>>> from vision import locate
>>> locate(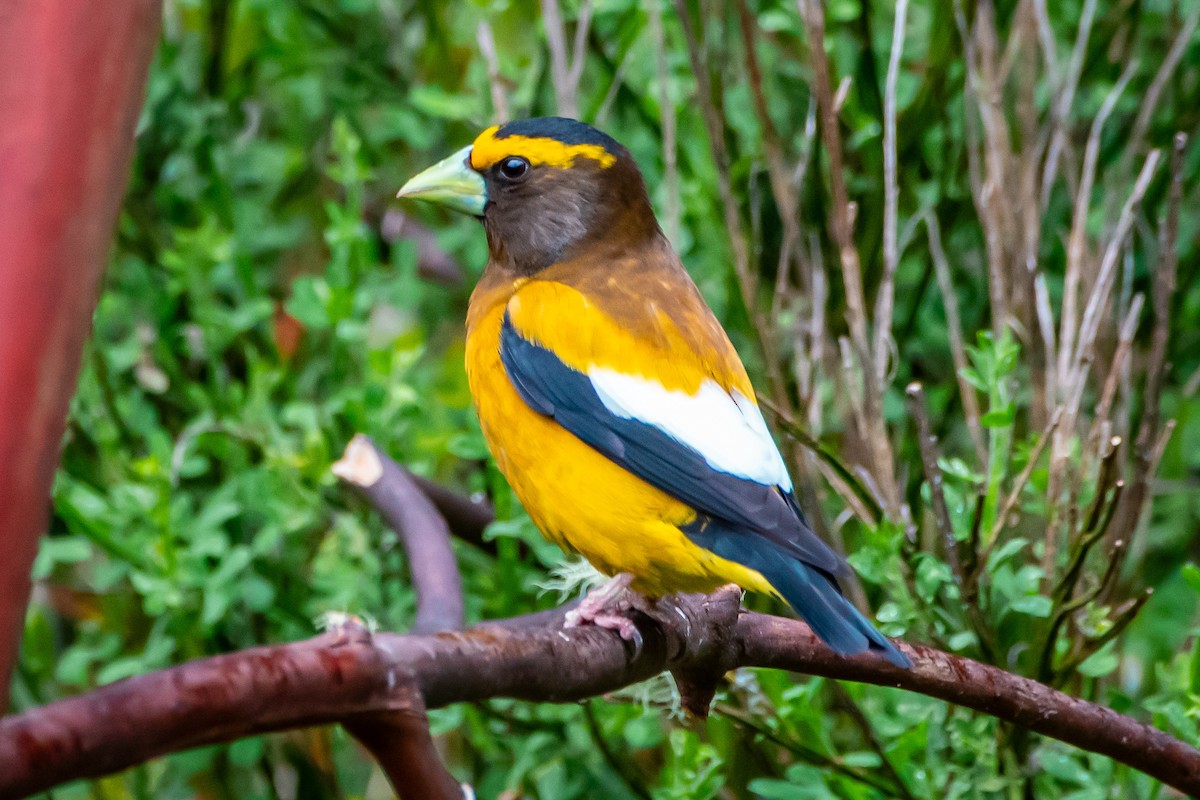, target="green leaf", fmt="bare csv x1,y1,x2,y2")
229,736,265,767
32,537,94,579
1078,646,1120,678
980,402,1016,428
987,538,1029,569
285,276,331,329
959,366,987,393
1182,562,1200,594
948,631,978,651
1010,595,1053,618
